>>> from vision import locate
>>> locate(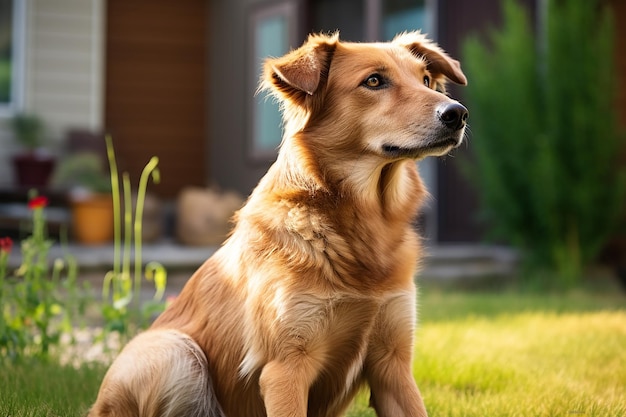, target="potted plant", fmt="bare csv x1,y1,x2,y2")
10,113,56,188
53,152,113,244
